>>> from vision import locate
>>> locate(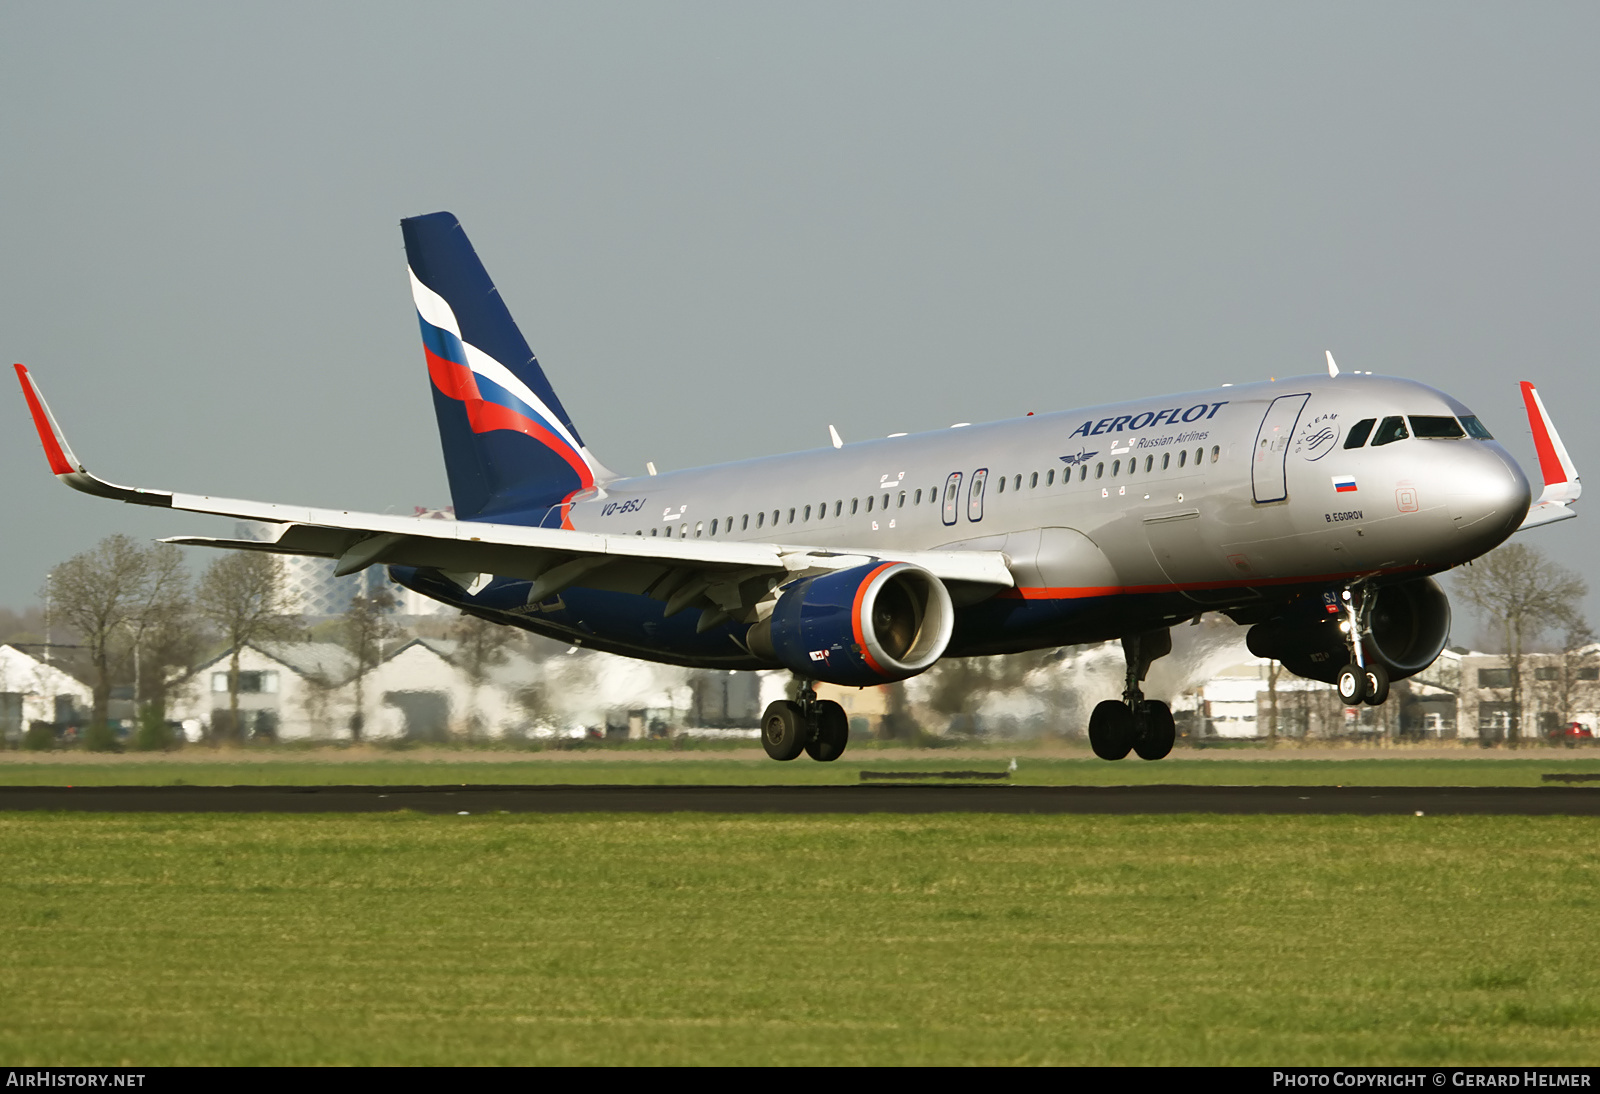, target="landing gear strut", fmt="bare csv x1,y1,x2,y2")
1089,629,1176,761
761,681,850,762
1335,585,1391,707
